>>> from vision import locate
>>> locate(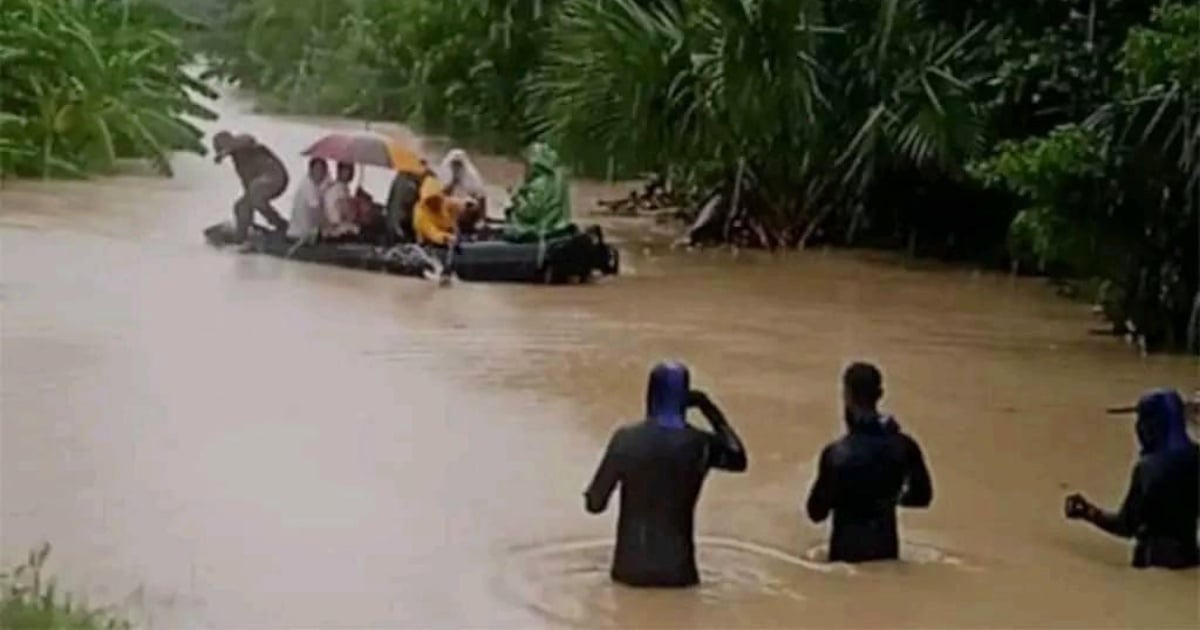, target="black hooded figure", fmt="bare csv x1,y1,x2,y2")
584,361,748,587
806,362,934,563
1065,389,1199,569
